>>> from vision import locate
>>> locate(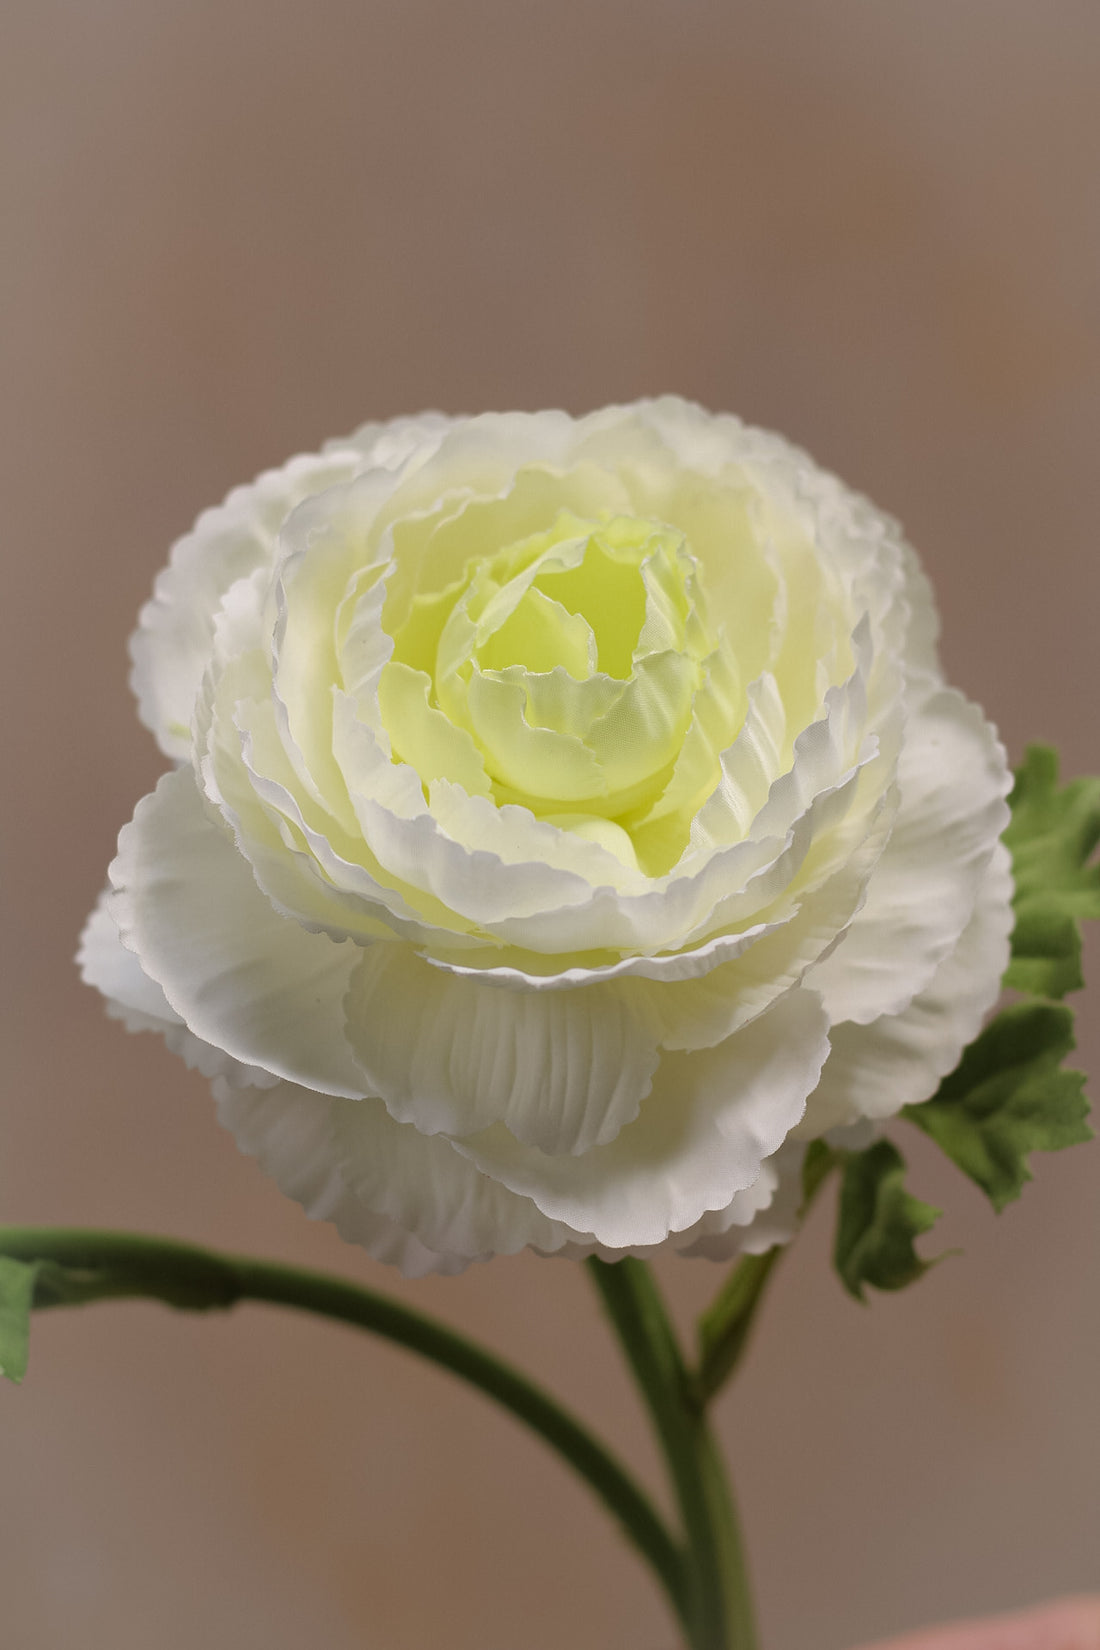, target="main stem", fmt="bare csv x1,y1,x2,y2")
587,1257,757,1650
